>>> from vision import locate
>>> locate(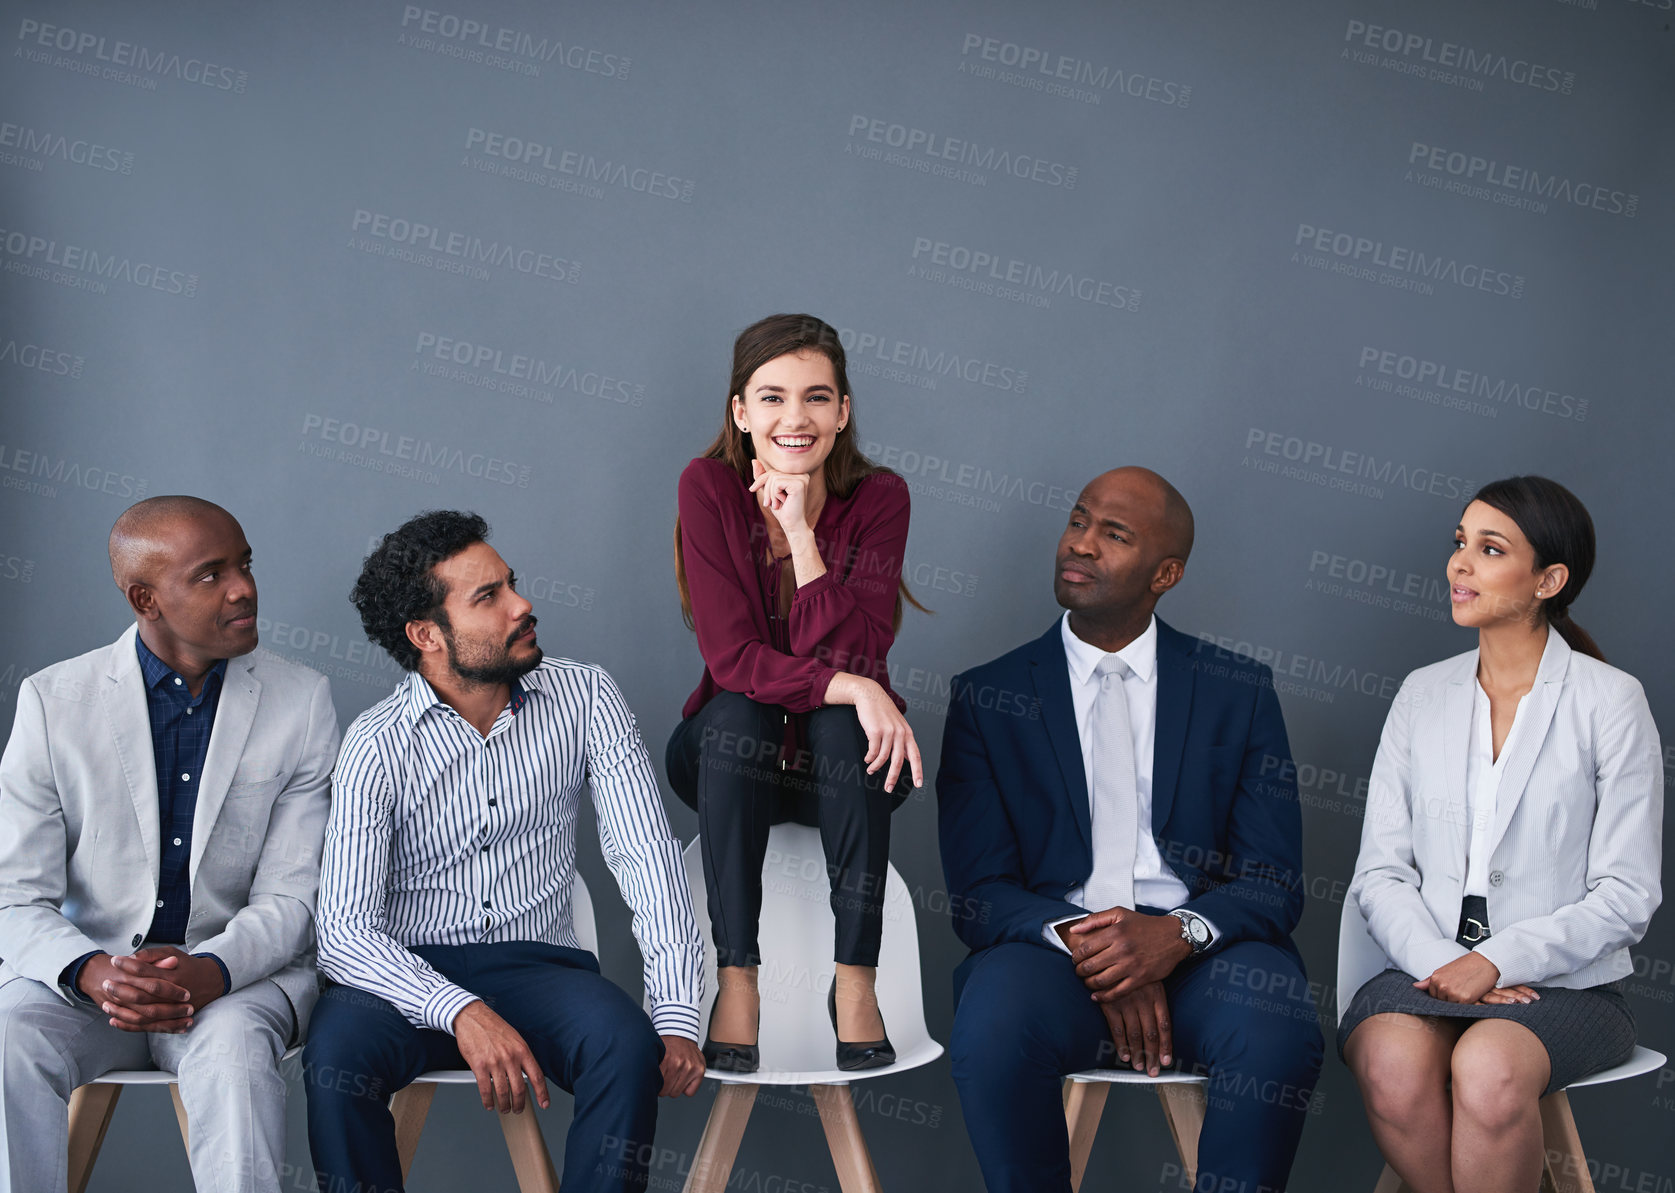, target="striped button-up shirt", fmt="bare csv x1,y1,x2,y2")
317,656,704,1040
